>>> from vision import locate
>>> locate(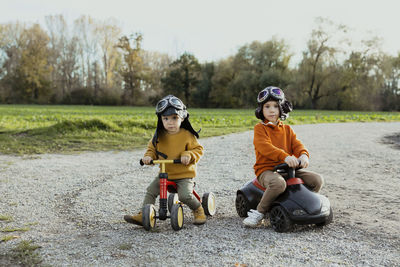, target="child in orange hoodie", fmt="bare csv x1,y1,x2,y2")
243,86,324,227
